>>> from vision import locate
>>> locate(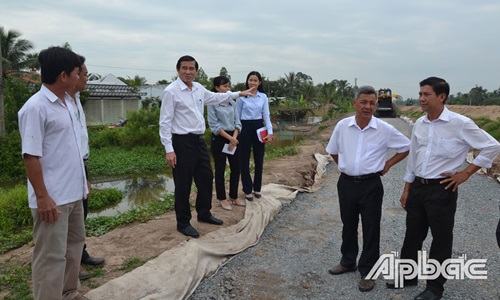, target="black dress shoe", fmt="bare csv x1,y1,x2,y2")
197,215,224,225
79,271,91,280
386,279,418,289
414,289,442,300
82,256,105,266
177,225,200,238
